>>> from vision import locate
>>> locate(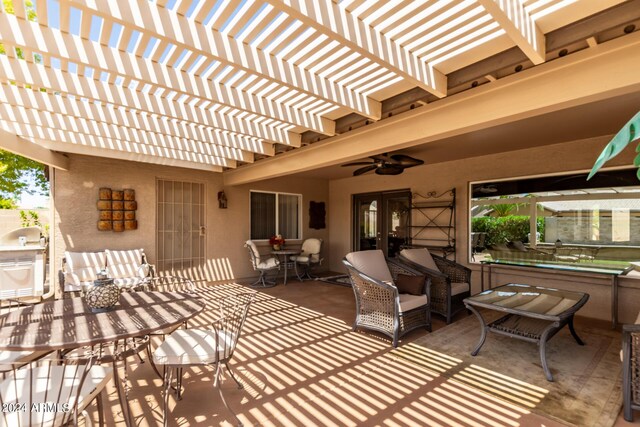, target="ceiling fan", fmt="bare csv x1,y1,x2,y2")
341,153,424,176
